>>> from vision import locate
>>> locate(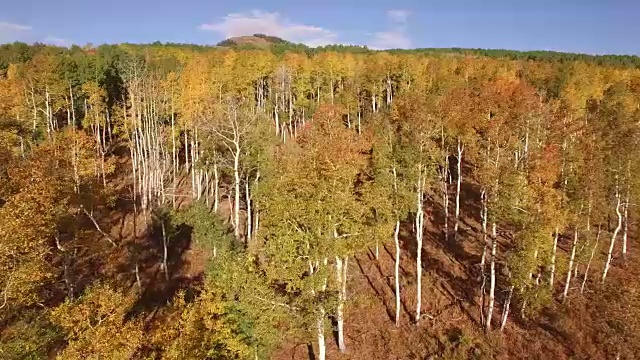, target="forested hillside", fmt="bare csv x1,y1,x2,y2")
1,41,640,360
